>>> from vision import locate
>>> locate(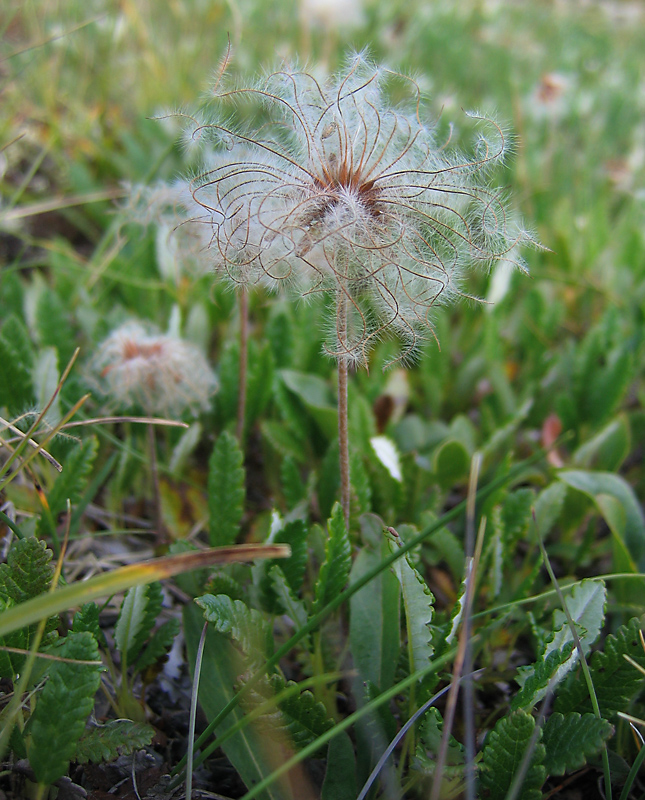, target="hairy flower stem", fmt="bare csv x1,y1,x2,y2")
337,293,351,528
236,290,249,443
